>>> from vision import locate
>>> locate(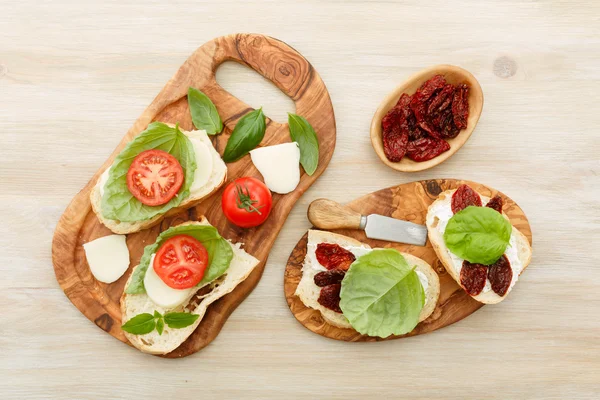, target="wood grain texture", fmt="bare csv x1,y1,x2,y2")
285,179,532,341
51,33,336,357
2,1,600,398
307,198,364,230
370,65,484,172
